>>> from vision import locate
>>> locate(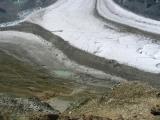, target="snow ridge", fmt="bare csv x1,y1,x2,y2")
97,0,160,34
